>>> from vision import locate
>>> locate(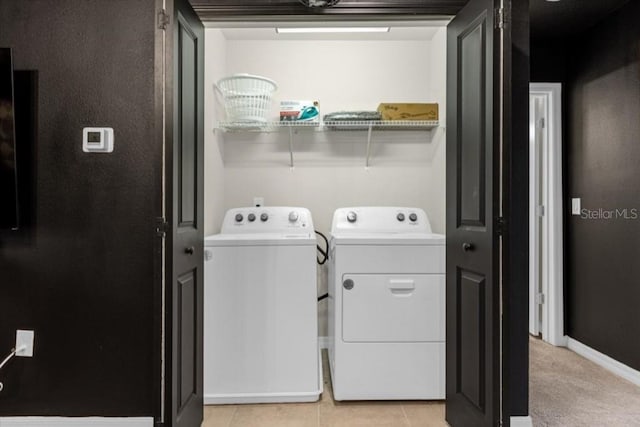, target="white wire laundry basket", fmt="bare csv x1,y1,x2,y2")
216,74,278,124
